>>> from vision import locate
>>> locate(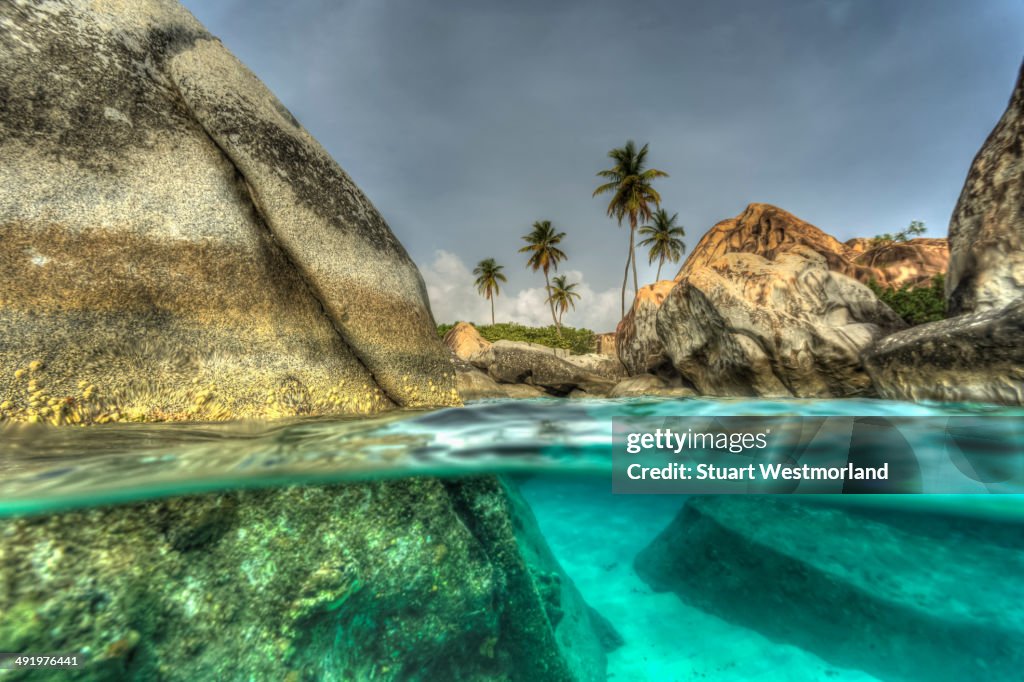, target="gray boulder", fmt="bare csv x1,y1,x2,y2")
471,341,615,396
0,0,456,424
607,374,697,398
657,249,905,397
864,60,1024,404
